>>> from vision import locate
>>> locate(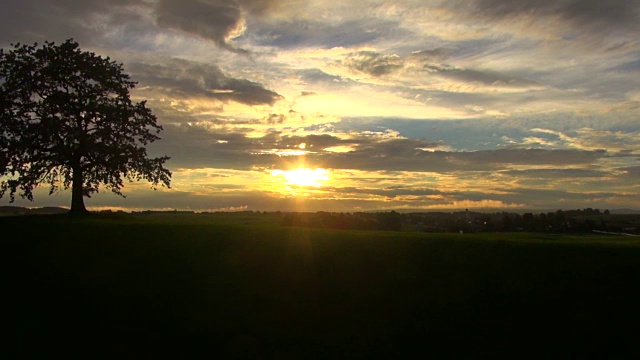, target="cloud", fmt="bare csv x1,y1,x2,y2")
343,51,404,77
47,0,145,15
297,69,349,84
276,134,361,150
618,166,640,178
423,64,542,89
531,128,640,154
155,118,609,174
153,0,292,52
249,18,408,49
155,0,247,52
329,147,606,173
502,169,609,179
2,0,639,212
152,0,300,52
334,49,544,95
449,0,640,36
459,148,606,166
500,0,637,29
504,188,627,204
0,0,289,53
0,0,152,45
409,48,450,62
127,57,281,106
